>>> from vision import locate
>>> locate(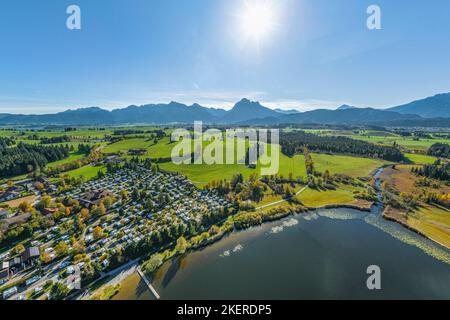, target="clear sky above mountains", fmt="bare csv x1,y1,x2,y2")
0,0,449,114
